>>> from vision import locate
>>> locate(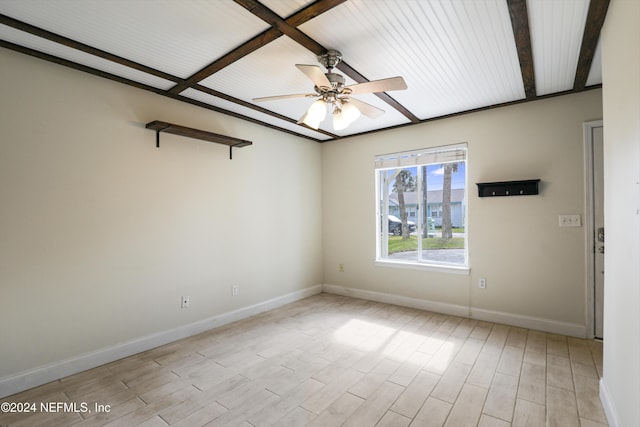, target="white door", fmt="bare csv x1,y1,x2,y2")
592,125,605,339
586,121,605,339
